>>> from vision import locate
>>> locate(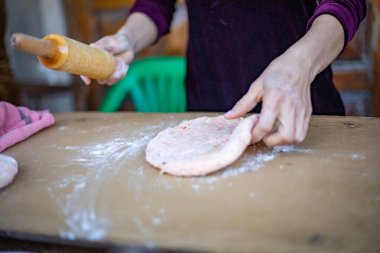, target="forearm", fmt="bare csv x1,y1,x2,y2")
286,14,345,79
116,12,158,53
